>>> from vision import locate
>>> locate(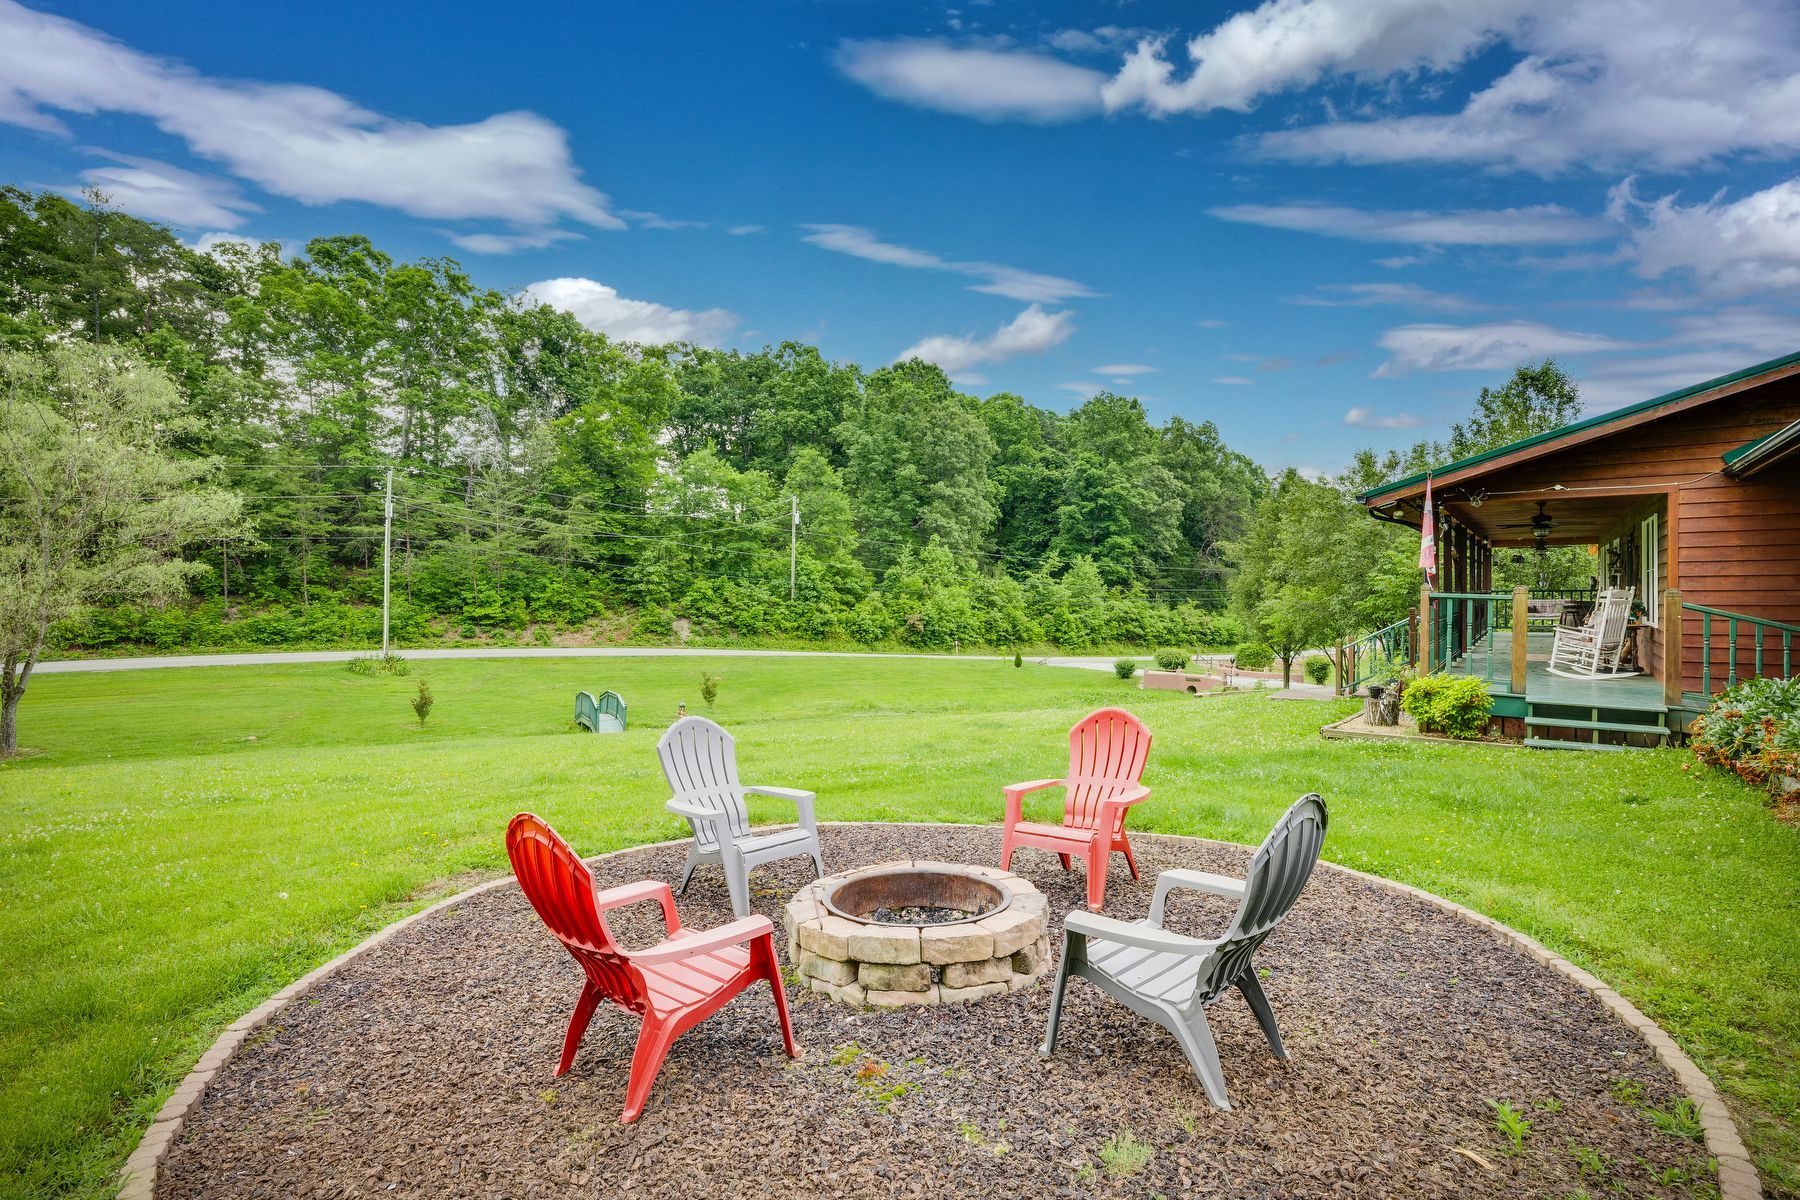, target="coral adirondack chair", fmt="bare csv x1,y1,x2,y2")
505,813,798,1124
658,716,825,918
1000,707,1152,910
1041,793,1328,1110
